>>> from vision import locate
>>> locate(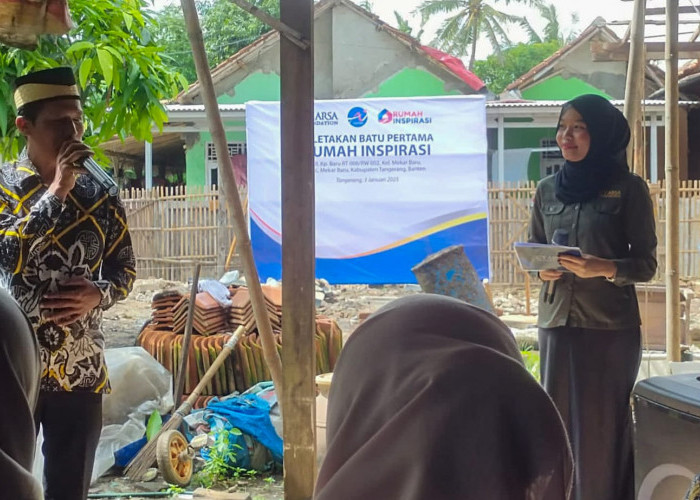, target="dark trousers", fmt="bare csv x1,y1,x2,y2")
34,391,103,500
539,326,641,500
